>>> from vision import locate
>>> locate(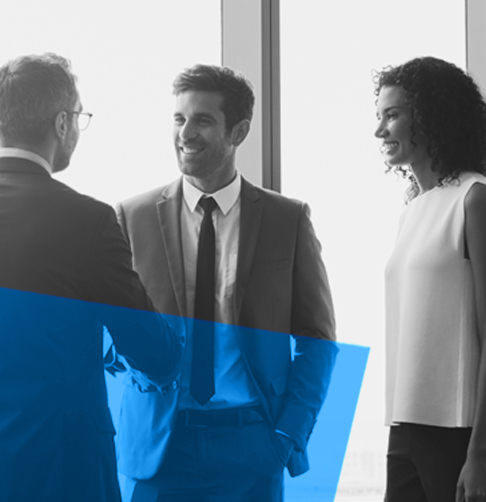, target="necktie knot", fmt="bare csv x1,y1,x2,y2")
198,196,217,215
